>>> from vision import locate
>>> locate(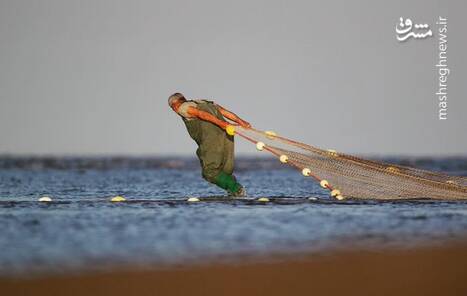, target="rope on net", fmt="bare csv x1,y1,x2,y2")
234,126,467,201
